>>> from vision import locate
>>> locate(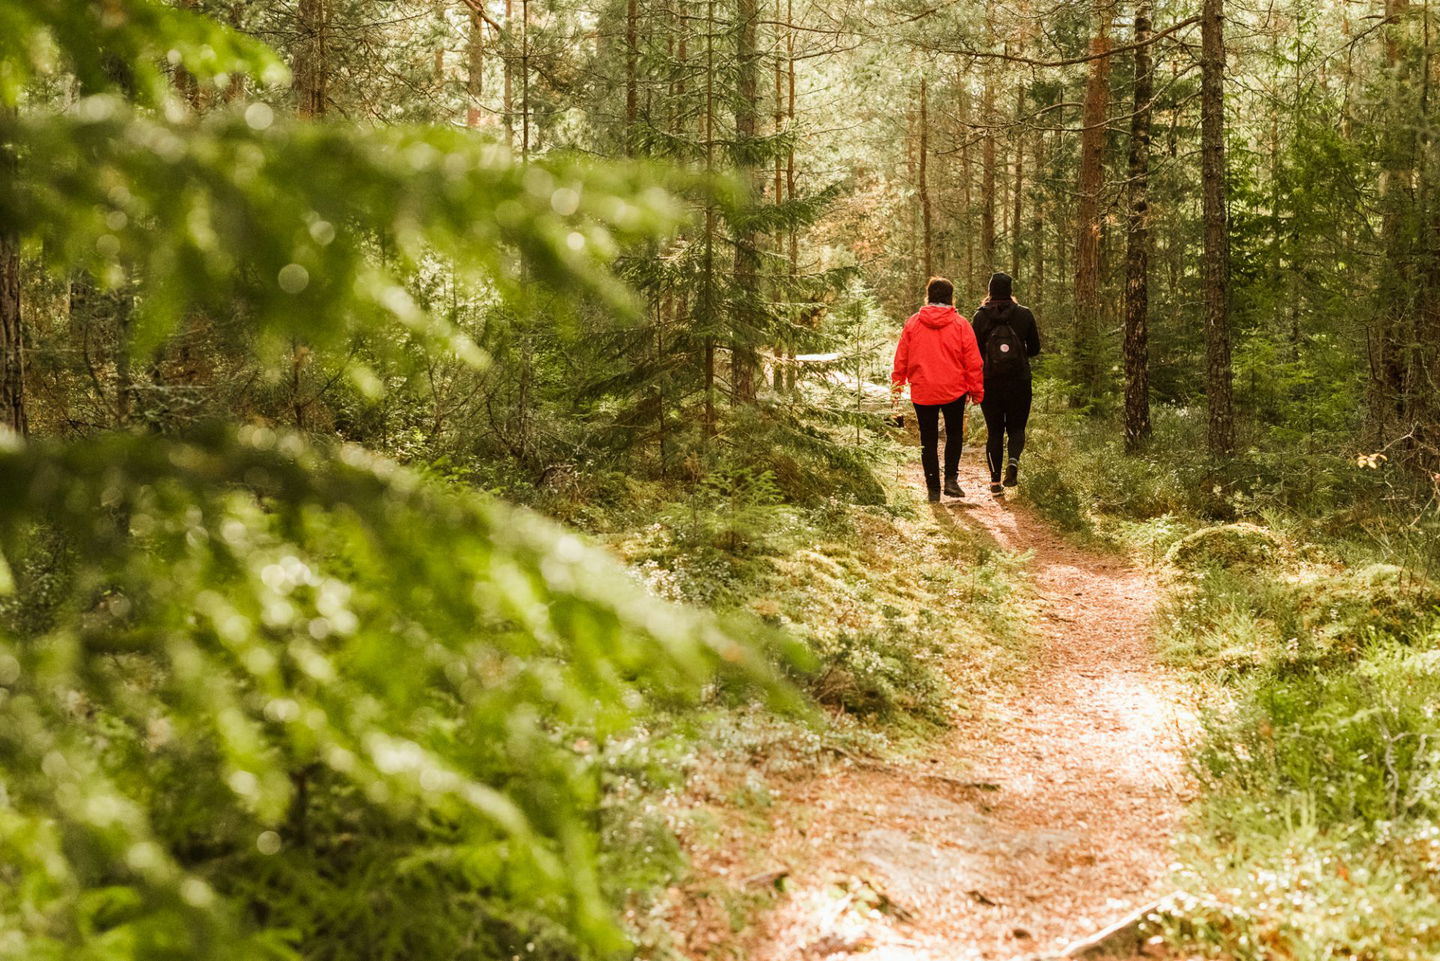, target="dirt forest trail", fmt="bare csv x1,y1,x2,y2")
741,443,1197,961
